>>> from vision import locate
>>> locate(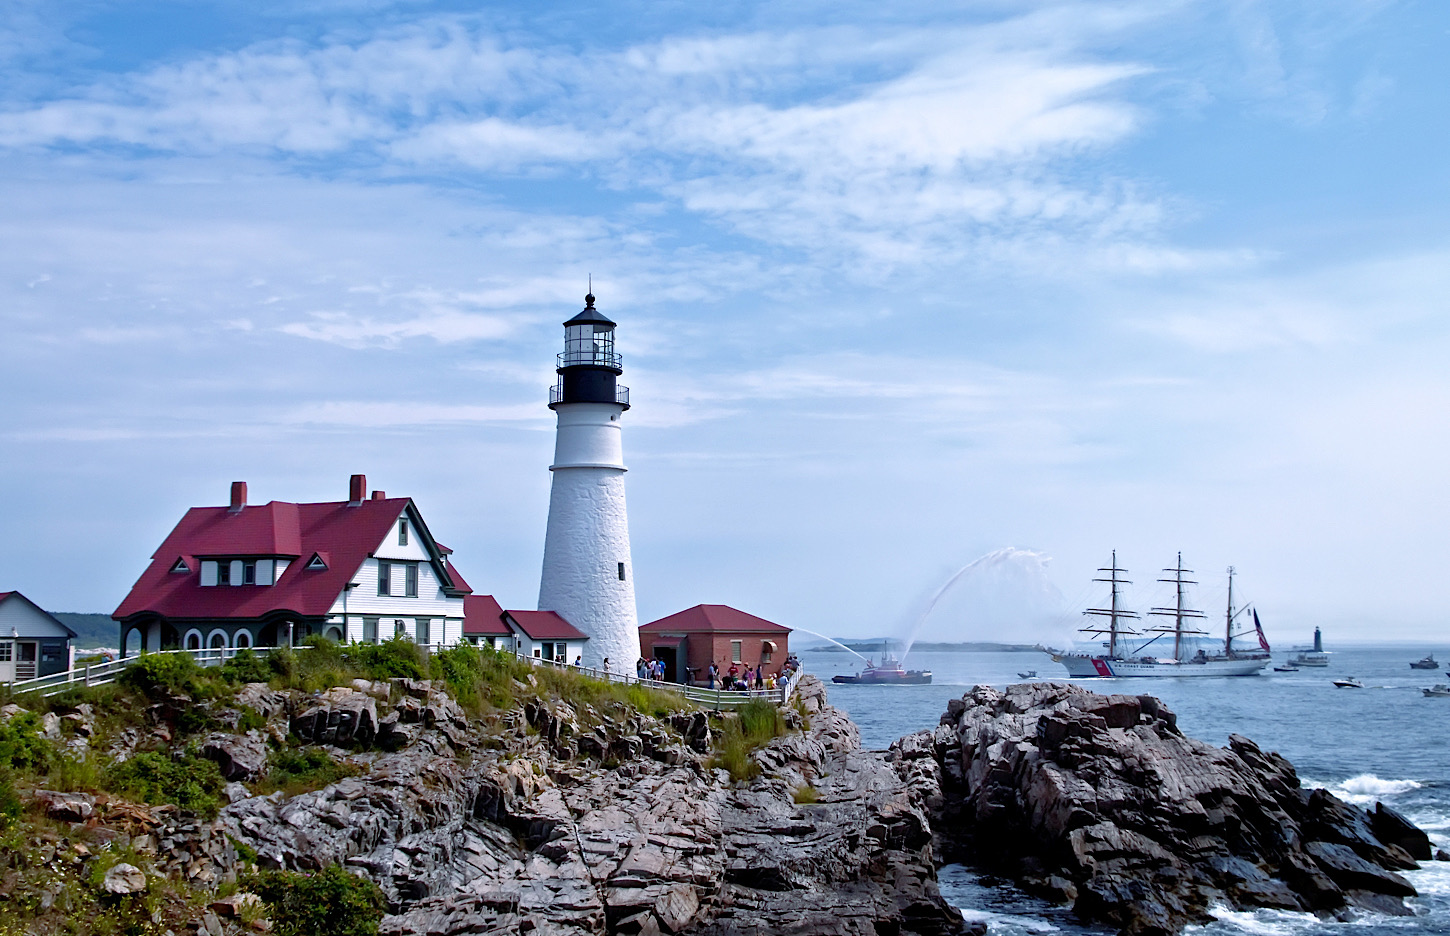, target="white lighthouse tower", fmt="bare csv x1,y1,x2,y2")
537,292,639,671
